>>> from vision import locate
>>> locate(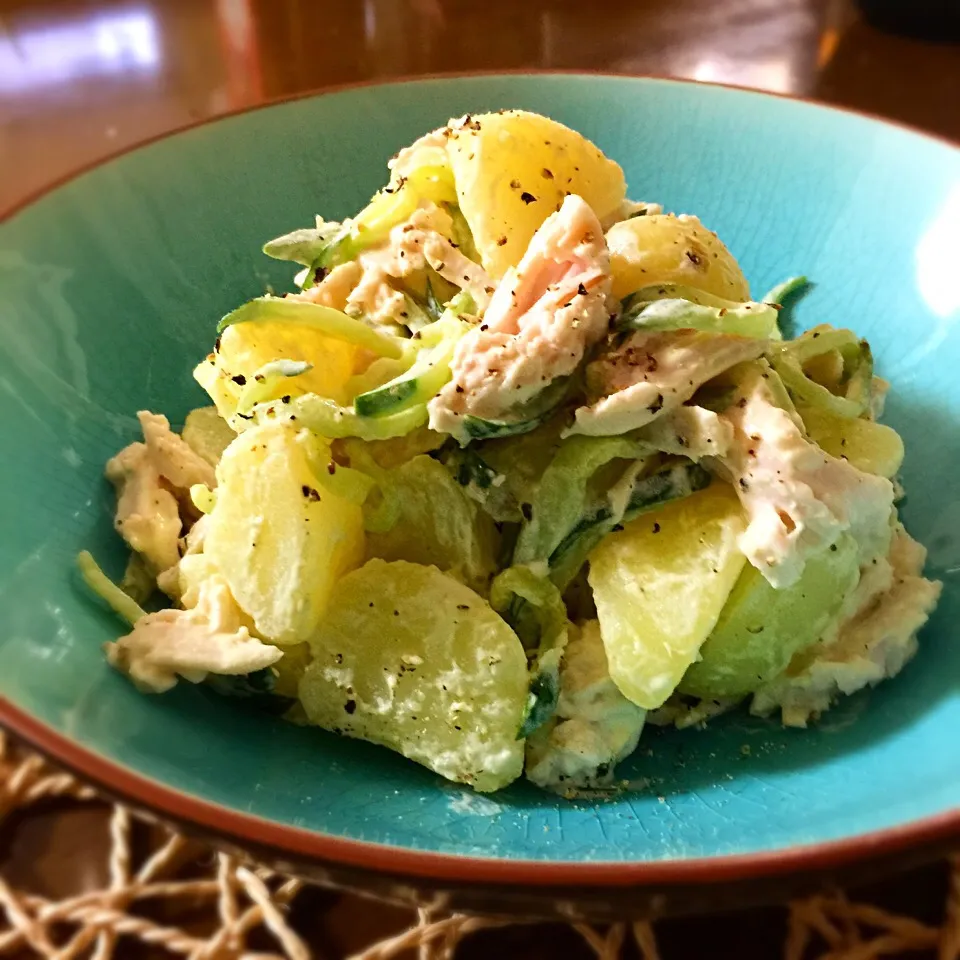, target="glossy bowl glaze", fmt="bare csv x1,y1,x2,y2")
2,74,959,919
